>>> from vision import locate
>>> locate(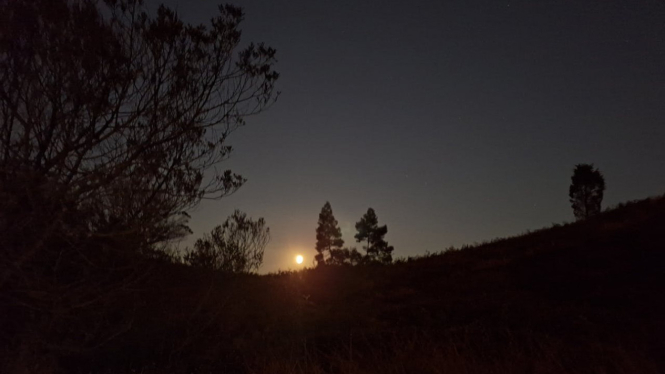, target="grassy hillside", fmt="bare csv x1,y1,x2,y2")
37,196,665,373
